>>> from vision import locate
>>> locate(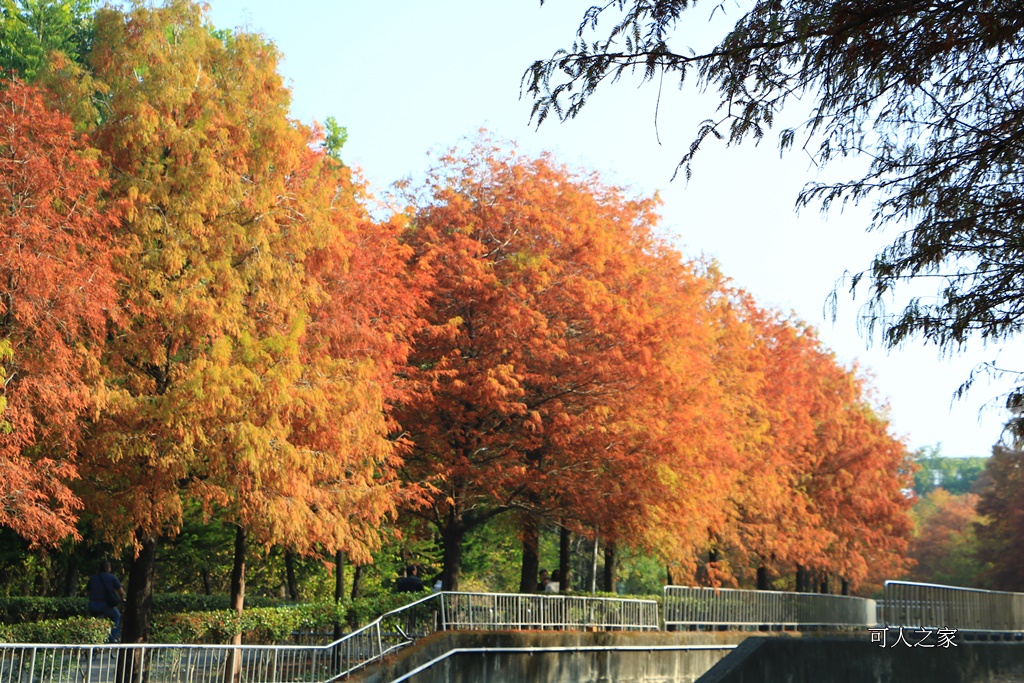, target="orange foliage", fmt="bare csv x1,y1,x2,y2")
708,304,913,589
397,139,745,586
907,488,984,587
0,81,118,544
75,2,405,566
394,137,914,591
